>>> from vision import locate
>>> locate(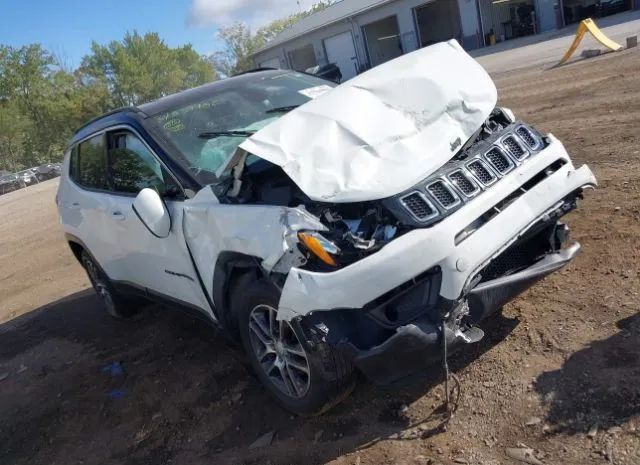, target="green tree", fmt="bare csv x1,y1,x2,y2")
211,22,257,77
0,44,78,168
0,32,215,171
212,0,334,77
0,101,28,172
79,31,216,106
0,43,115,169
